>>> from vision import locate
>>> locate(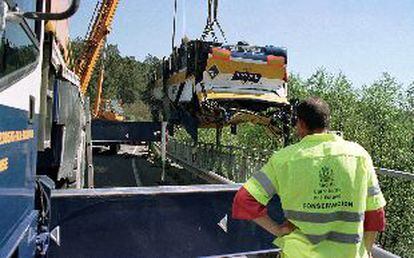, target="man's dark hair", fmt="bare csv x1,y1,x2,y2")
296,97,330,130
